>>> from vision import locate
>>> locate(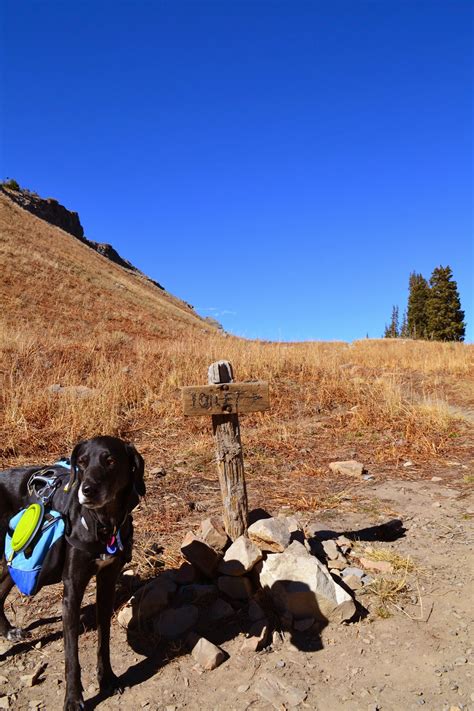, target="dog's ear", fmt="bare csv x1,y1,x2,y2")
70,440,87,478
127,444,146,497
